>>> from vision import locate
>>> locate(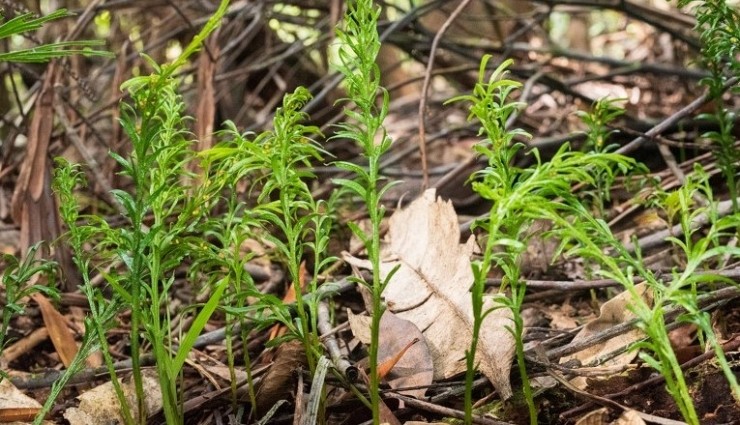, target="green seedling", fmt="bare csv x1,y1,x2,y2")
333,0,398,422
554,165,740,425
678,0,740,213
449,56,635,424
0,9,112,63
